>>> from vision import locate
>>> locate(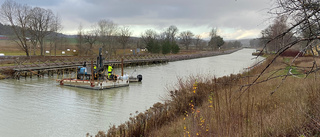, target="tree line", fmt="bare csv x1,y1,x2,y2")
77,22,235,57
0,0,245,57
0,22,13,35
251,0,320,55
